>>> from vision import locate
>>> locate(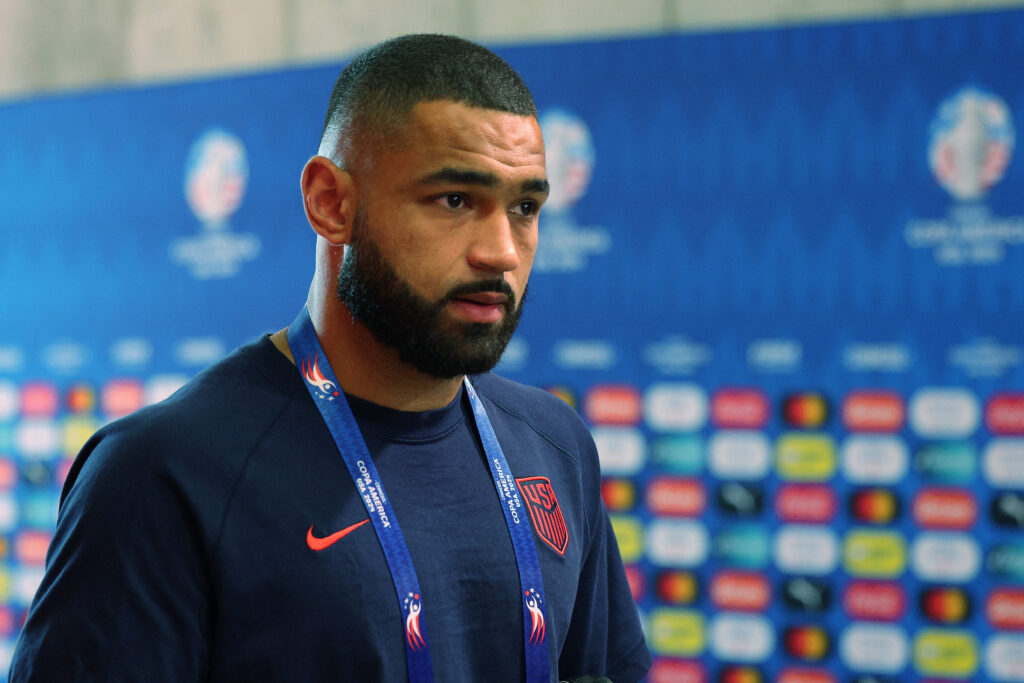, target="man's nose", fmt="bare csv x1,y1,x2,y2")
466,211,520,274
